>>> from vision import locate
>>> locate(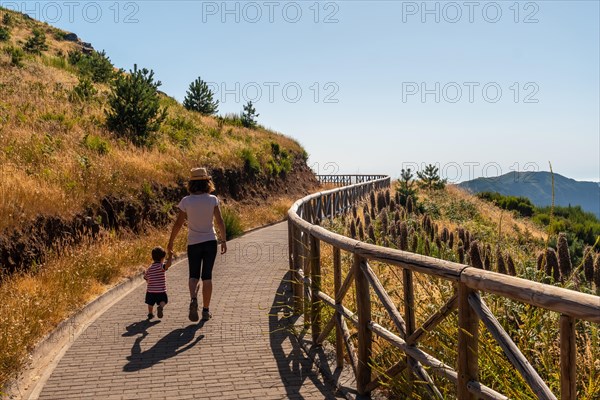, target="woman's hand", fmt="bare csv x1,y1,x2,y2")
220,242,227,254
